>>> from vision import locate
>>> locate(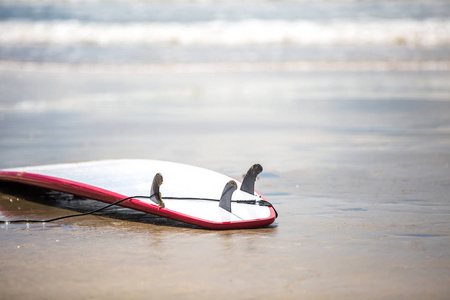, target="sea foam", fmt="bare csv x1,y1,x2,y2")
1,19,449,46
